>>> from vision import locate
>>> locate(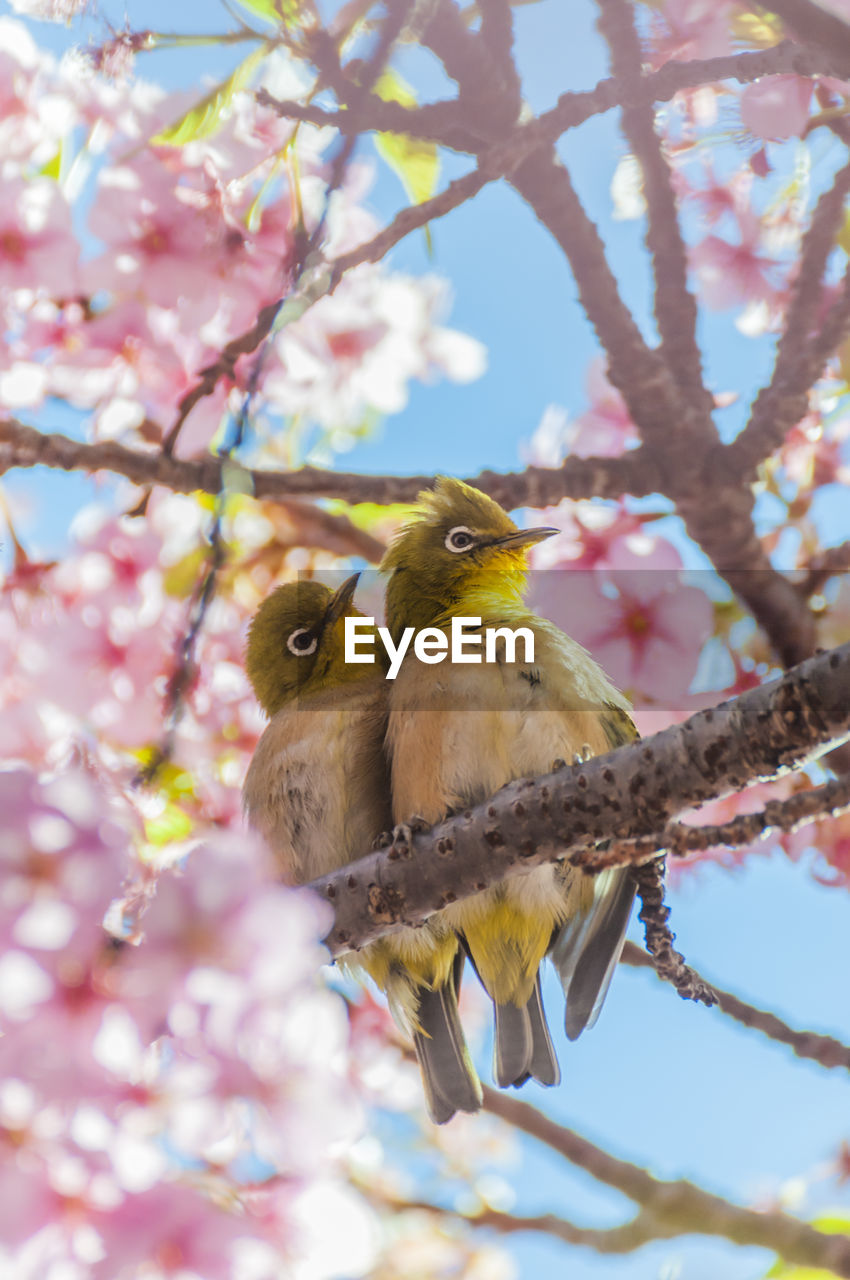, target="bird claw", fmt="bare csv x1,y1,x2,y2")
394,814,430,842
572,743,594,765
372,830,394,850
